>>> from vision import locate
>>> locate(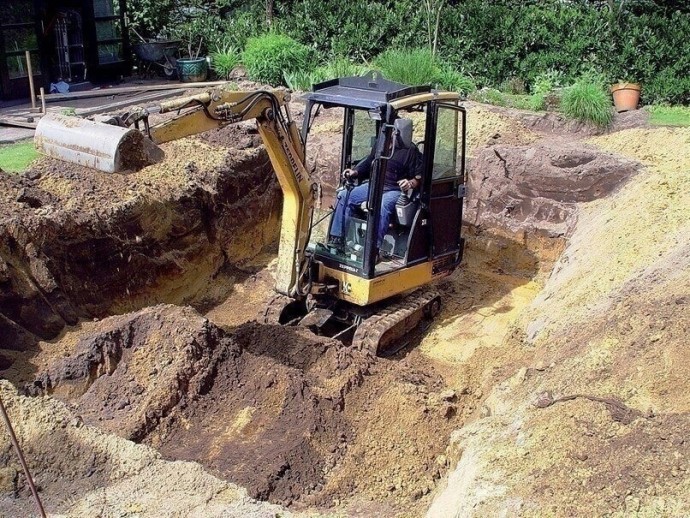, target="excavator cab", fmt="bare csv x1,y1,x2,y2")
302,73,467,310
